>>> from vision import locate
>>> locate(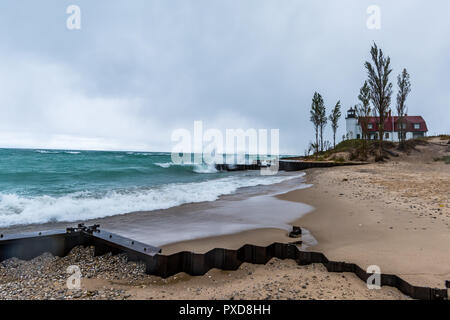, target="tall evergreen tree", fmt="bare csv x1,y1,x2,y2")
319,101,327,152
310,92,323,155
396,68,411,148
357,81,372,140
329,100,341,149
365,43,393,160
